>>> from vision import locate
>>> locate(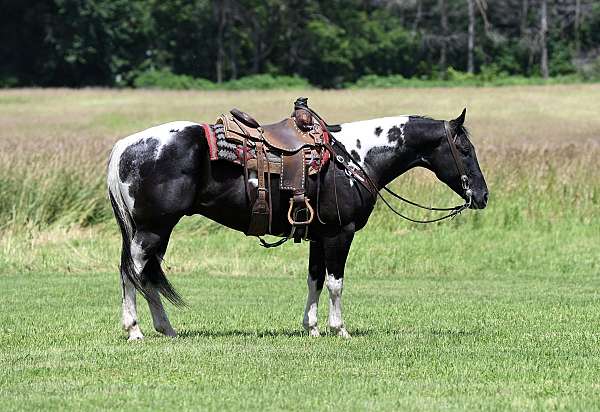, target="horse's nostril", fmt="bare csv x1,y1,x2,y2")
483,192,489,204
